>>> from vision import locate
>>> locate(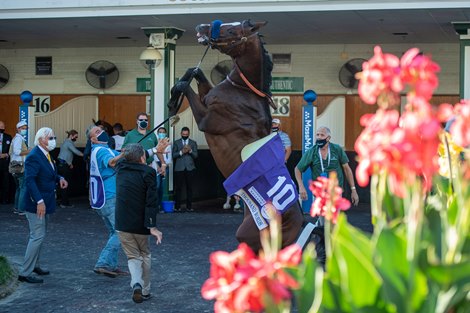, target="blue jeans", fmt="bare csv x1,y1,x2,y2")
13,173,26,212
156,174,164,210
94,197,121,270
